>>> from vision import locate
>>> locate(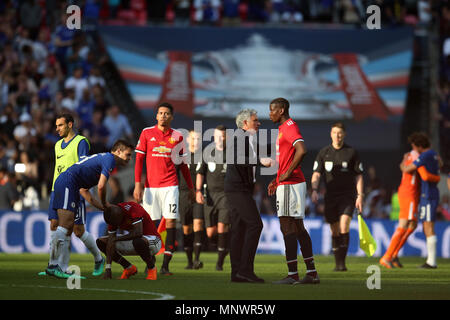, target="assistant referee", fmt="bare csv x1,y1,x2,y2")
311,122,364,271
